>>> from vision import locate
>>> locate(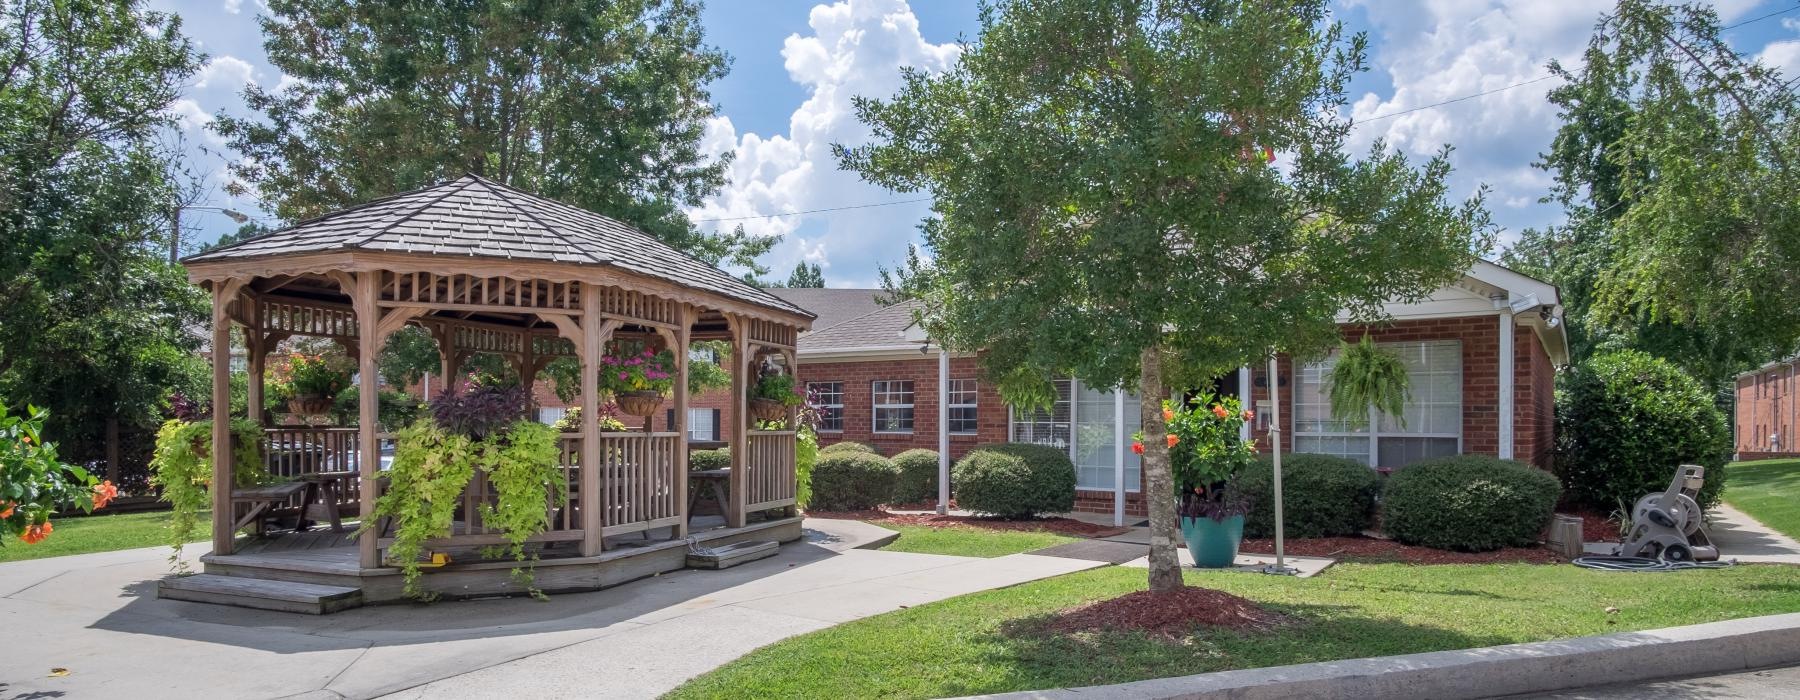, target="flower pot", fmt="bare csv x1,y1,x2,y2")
287,395,334,417
748,398,787,423
615,390,664,417
1179,514,1245,568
